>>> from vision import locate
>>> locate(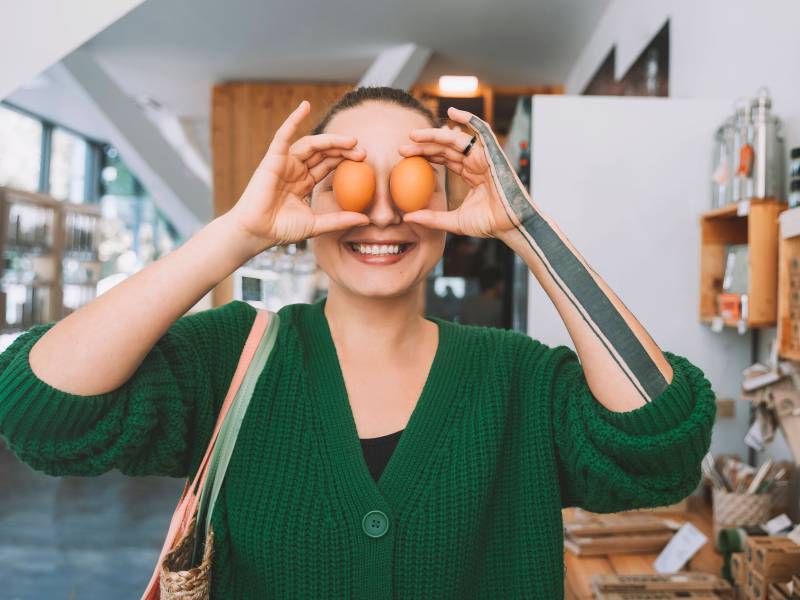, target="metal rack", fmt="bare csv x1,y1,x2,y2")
0,187,102,332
